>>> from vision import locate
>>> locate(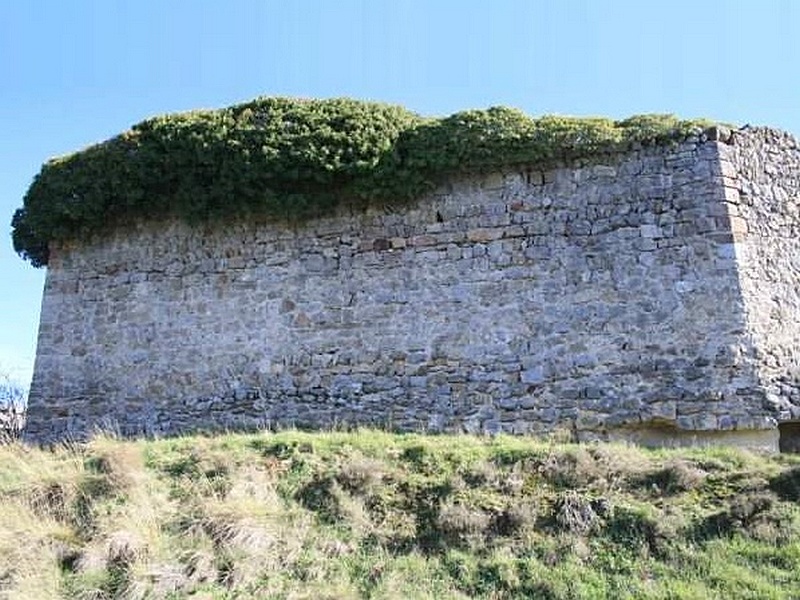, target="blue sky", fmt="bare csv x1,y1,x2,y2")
2,0,799,388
